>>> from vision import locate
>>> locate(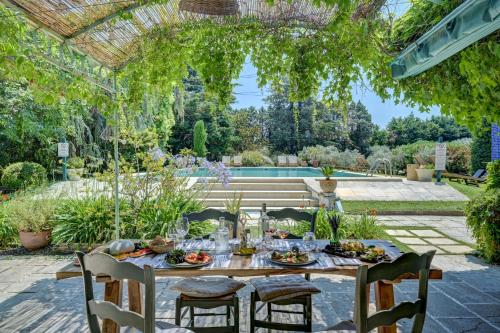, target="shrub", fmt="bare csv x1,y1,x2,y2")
241,150,273,166
344,213,384,239
299,145,363,169
67,157,84,169
4,194,56,232
1,162,47,190
0,205,17,247
52,197,130,246
465,161,500,263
